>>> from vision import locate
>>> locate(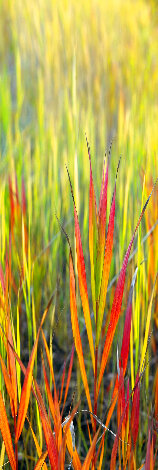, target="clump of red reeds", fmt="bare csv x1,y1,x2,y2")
0,143,157,469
